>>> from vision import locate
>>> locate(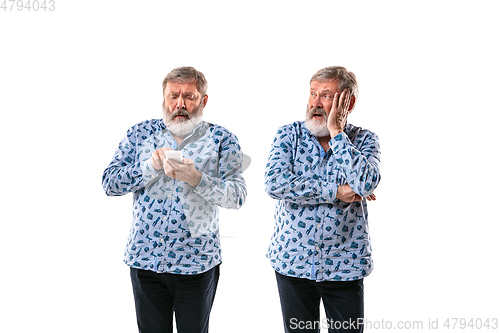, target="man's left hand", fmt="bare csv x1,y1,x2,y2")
327,89,352,137
163,158,202,187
